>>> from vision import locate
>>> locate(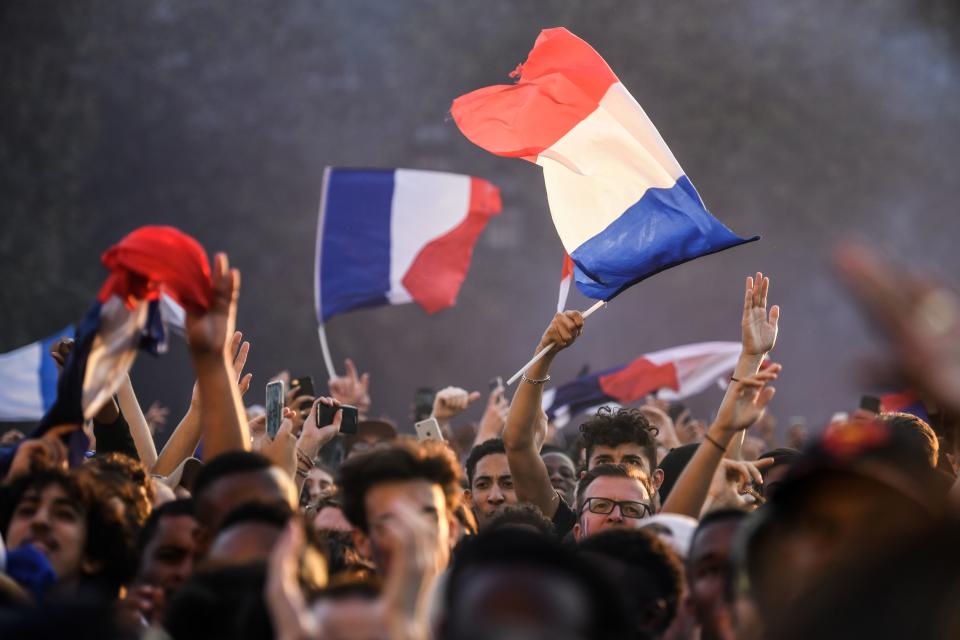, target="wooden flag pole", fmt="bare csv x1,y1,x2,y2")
317,324,338,381
505,299,607,386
